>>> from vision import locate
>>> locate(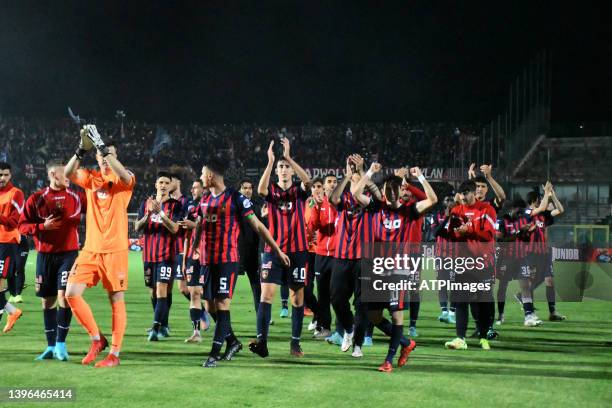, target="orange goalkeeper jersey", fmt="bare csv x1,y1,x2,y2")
71,168,135,253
